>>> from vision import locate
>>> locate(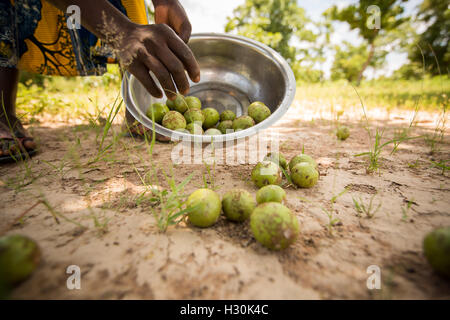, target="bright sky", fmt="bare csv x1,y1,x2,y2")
147,0,424,79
